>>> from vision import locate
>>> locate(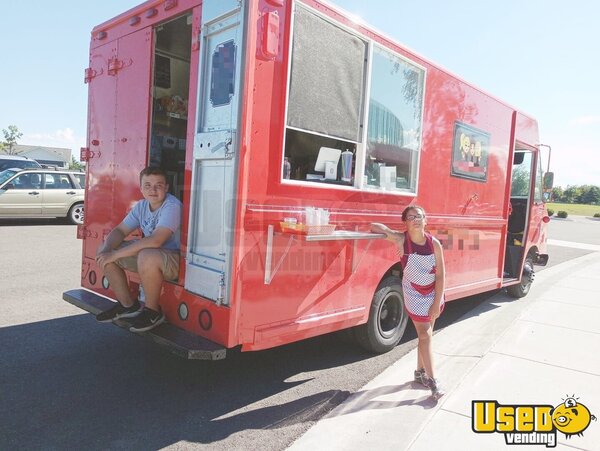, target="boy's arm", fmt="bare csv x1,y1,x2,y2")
96,222,134,255
95,226,173,268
